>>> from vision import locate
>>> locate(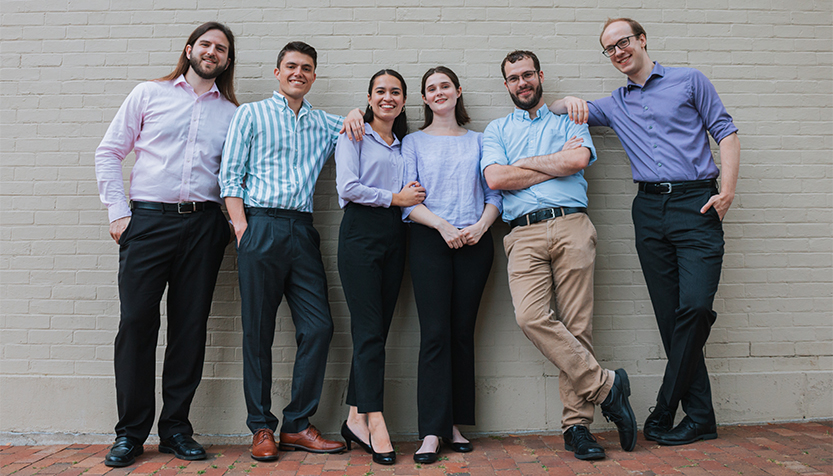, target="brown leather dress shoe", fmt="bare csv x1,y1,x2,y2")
251,428,279,461
279,425,346,454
